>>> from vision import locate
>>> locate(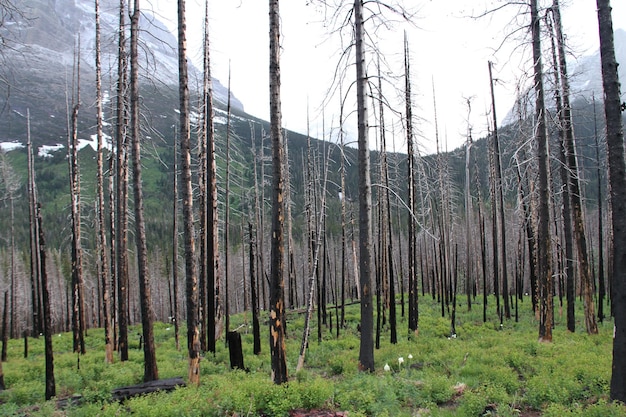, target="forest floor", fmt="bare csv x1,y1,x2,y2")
0,296,623,416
